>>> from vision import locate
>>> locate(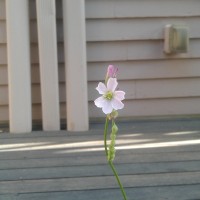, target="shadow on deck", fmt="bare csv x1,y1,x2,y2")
0,118,200,200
